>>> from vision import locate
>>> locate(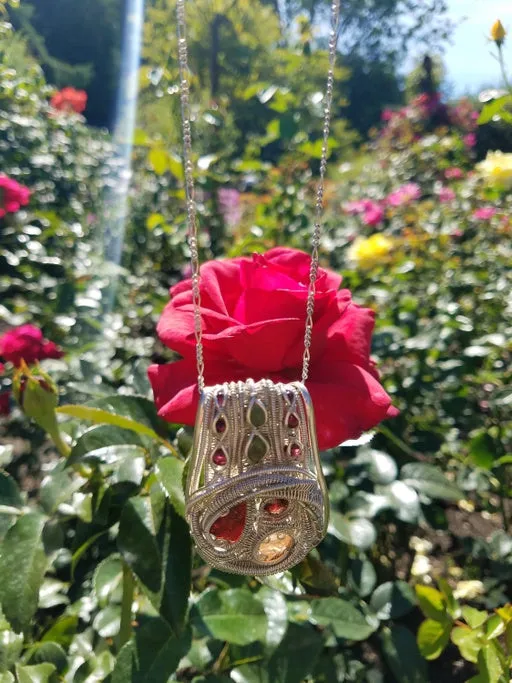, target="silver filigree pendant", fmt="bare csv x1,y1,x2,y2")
185,379,329,575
